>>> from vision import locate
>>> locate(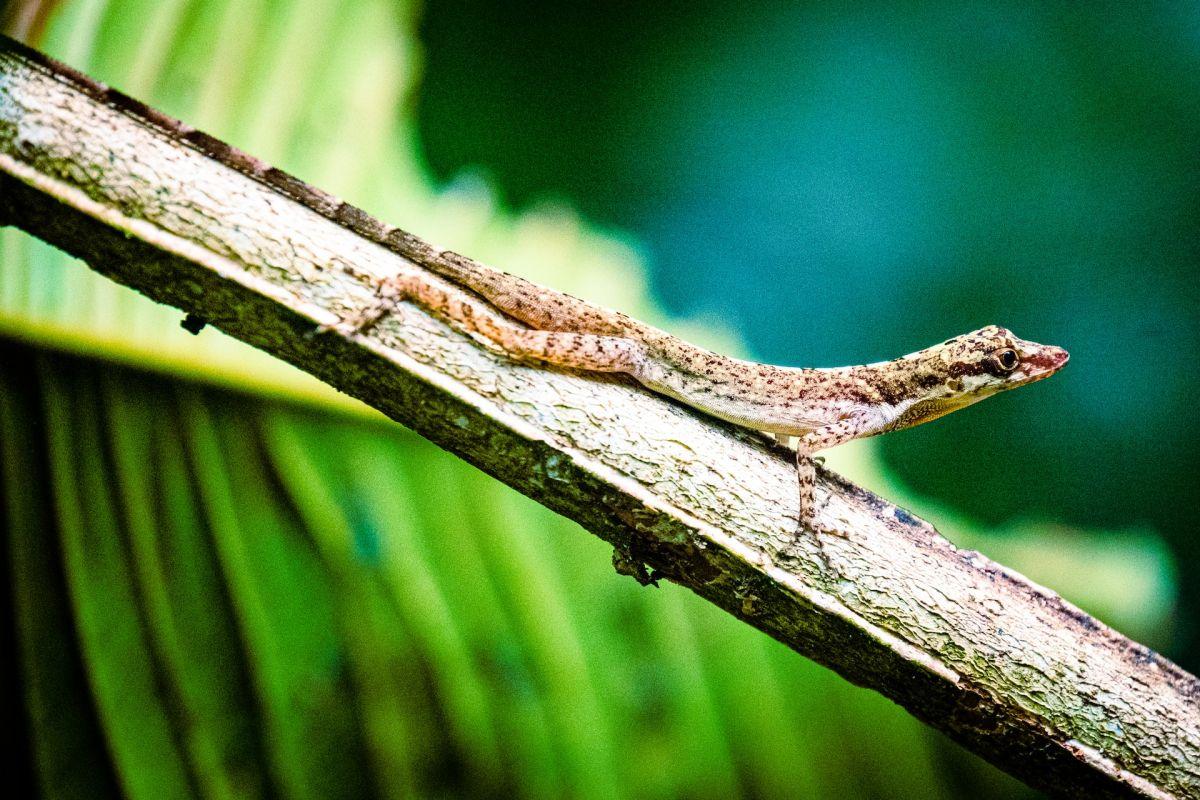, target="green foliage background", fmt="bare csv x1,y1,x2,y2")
0,1,1184,798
